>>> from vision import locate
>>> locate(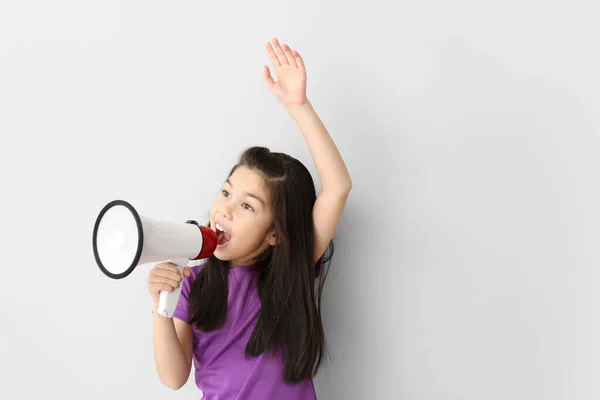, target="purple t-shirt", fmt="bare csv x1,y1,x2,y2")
173,259,323,399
